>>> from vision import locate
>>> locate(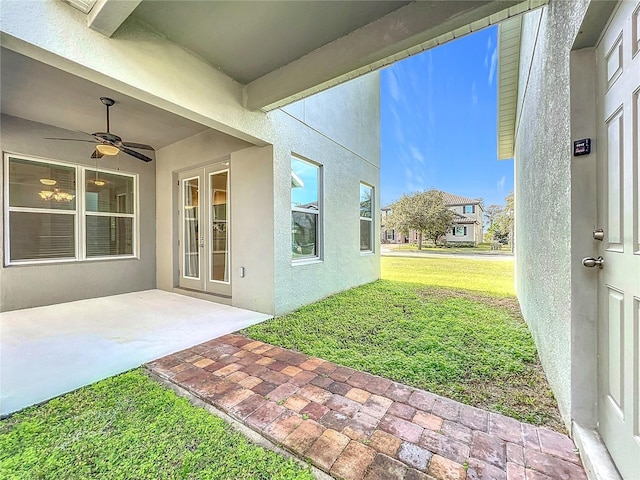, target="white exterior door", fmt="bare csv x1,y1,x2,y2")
178,164,231,297
595,2,640,478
